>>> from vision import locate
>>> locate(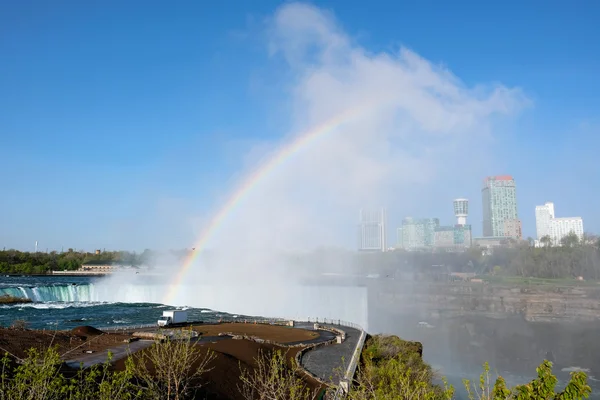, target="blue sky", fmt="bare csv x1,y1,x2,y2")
1,0,599,251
